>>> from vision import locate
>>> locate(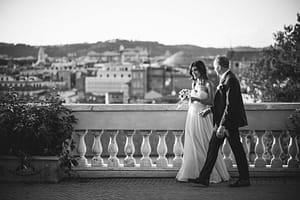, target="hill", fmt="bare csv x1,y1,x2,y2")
0,39,262,58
